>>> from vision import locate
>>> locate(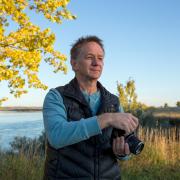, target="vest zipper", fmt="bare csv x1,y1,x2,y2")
94,136,99,180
